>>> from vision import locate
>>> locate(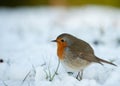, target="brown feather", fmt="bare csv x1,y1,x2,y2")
95,56,117,66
